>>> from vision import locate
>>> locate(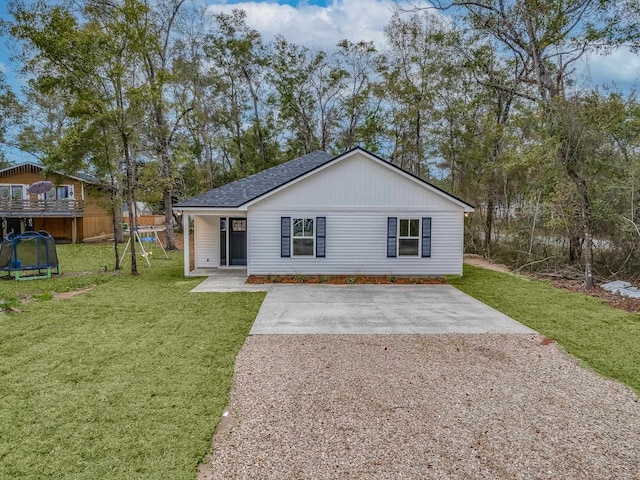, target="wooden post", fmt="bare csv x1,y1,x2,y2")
71,217,78,244
183,213,190,277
